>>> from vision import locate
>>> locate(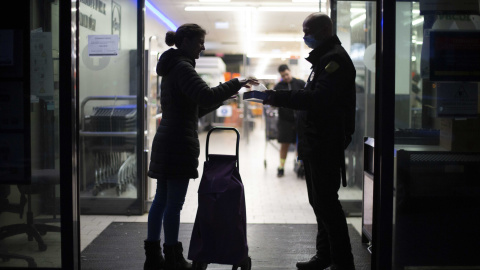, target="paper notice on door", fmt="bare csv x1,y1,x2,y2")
88,35,119,56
